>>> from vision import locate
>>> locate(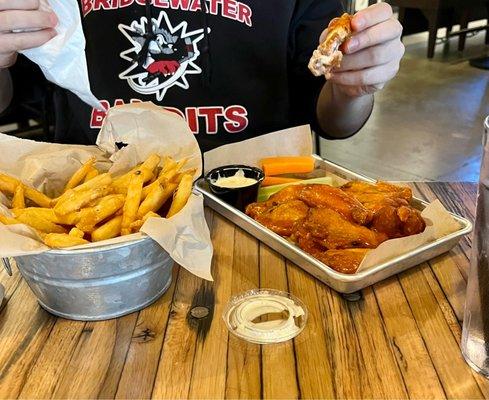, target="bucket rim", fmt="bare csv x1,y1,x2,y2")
43,235,152,256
